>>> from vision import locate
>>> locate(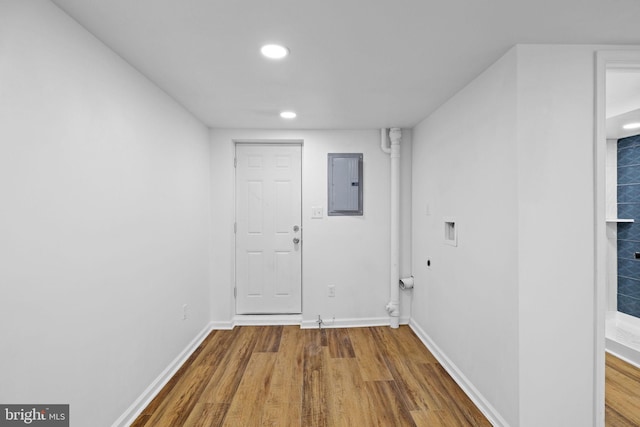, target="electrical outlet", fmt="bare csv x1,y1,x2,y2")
183,304,188,320
328,285,336,297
